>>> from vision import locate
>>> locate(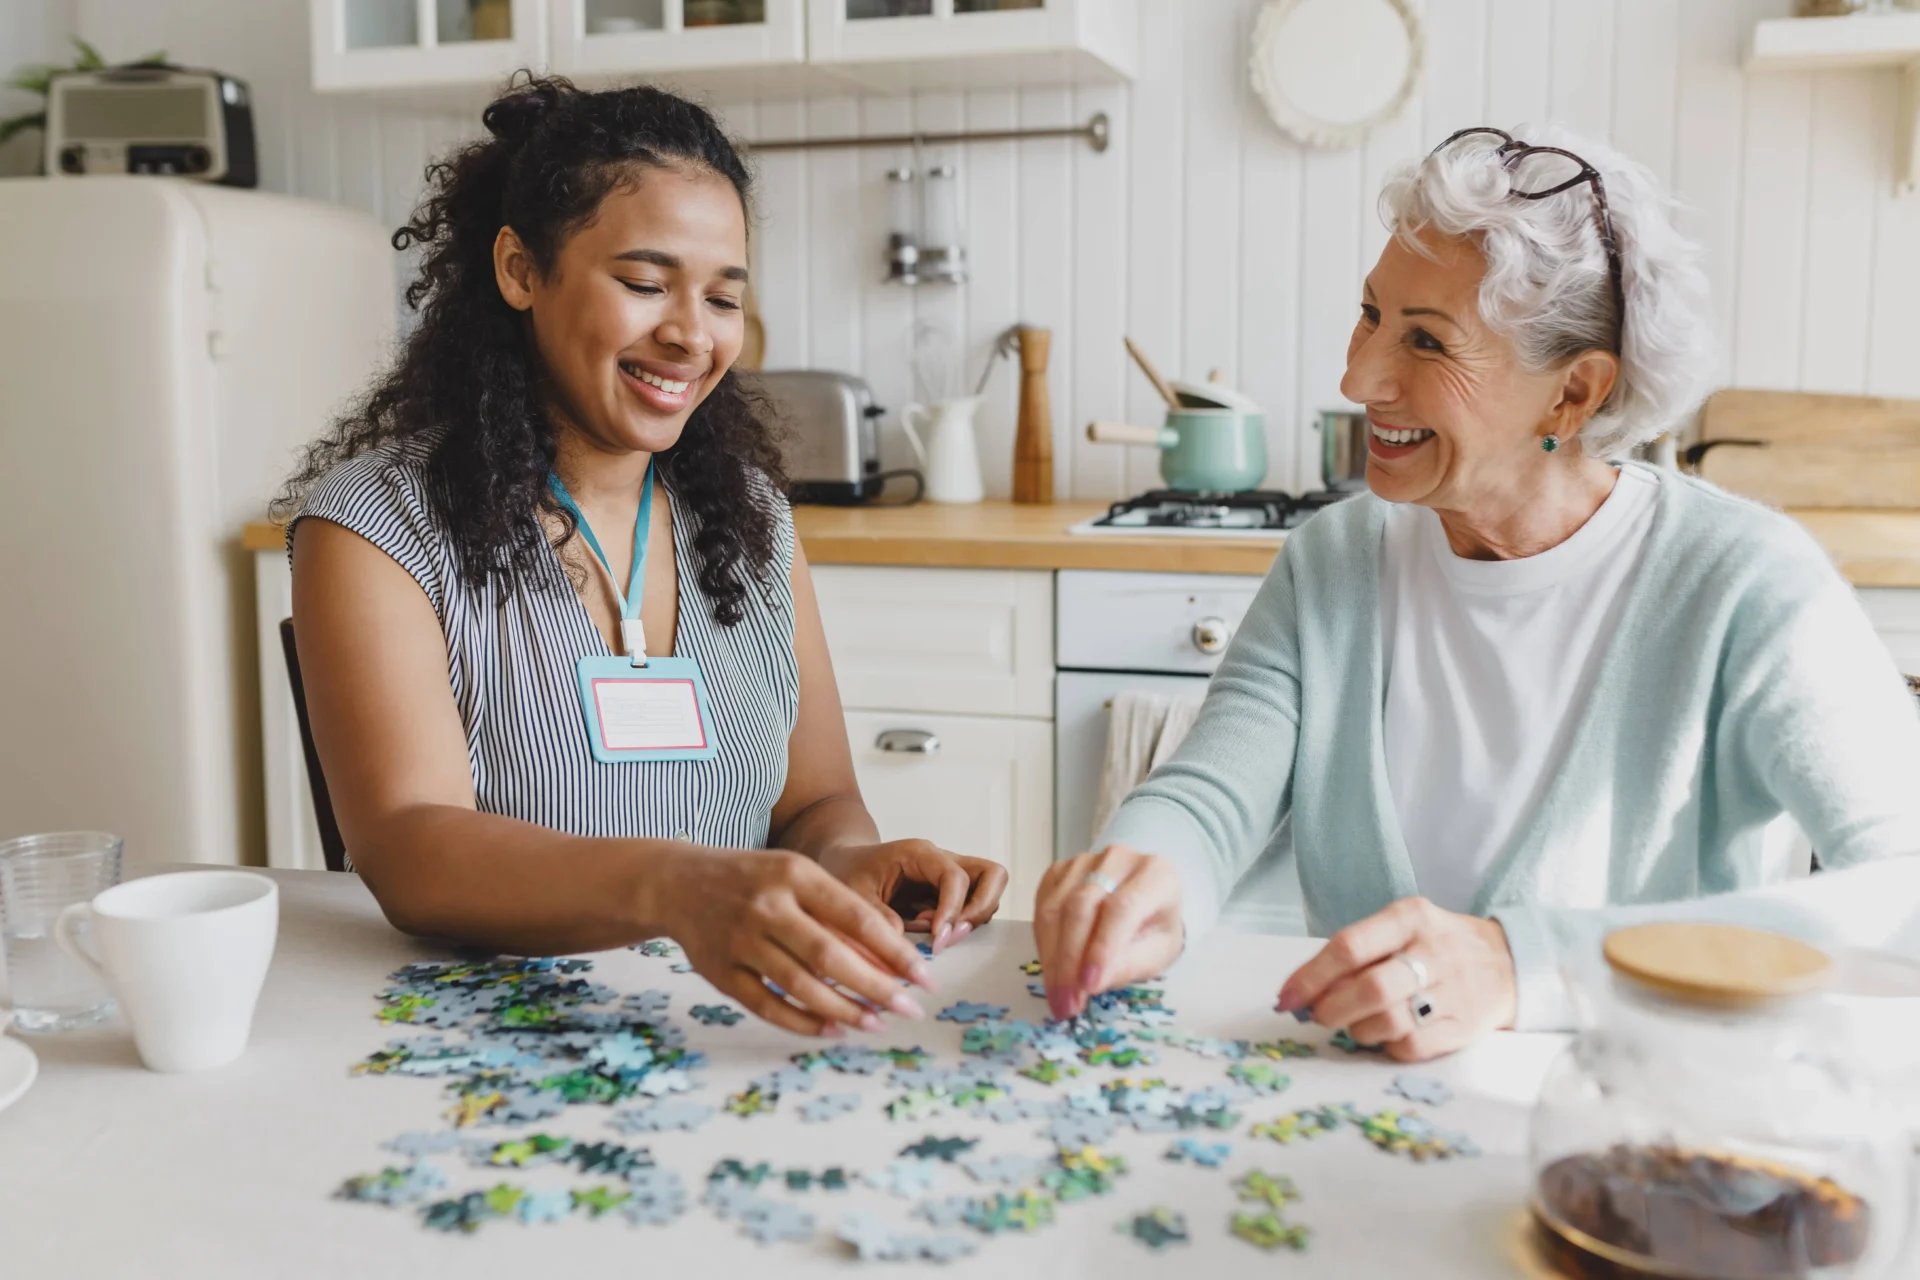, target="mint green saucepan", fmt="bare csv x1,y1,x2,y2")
1085,378,1267,492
